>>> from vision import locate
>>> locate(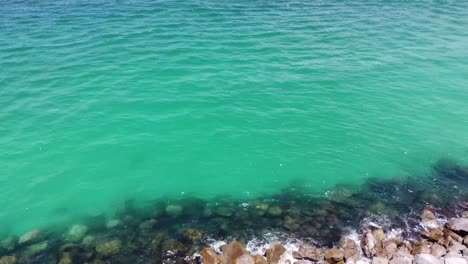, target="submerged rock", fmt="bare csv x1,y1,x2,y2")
165,204,183,216
215,207,233,217
96,239,122,257
267,206,283,217
18,229,41,245
23,241,48,257
66,224,88,242
57,252,72,264
0,256,17,264
0,236,17,252
105,219,121,229
182,228,203,242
